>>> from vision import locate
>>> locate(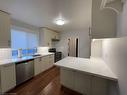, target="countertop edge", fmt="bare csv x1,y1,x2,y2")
55,64,118,81
0,53,54,66
54,57,118,82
